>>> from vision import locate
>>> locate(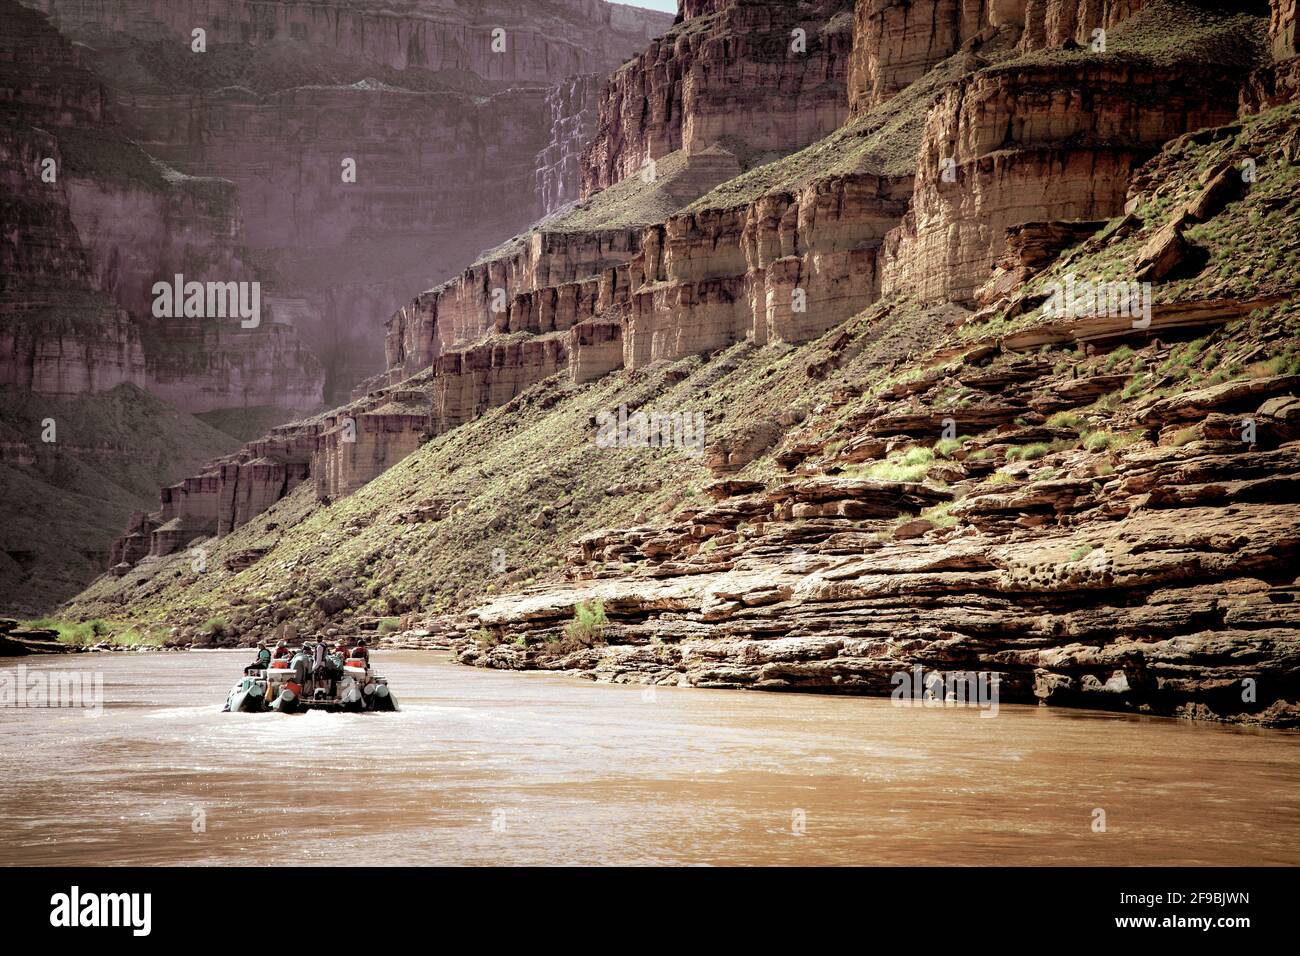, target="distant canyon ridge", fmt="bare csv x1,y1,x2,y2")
3,0,672,412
